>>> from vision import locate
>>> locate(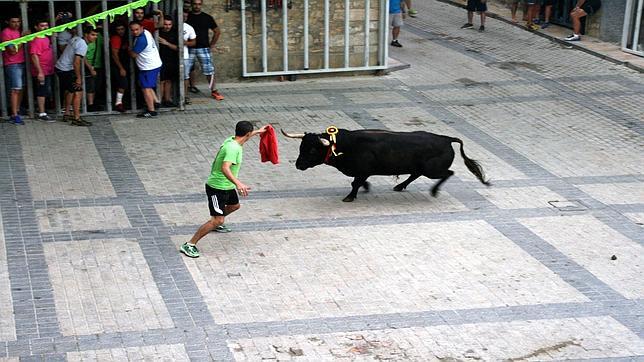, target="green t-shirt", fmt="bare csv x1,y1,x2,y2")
86,33,104,68
206,137,243,190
